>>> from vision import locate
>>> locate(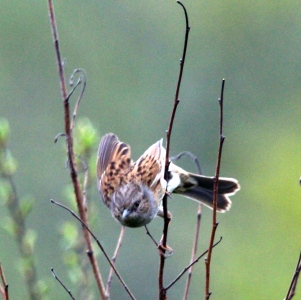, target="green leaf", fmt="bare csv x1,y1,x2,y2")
2,216,16,237
0,149,18,175
0,179,11,204
0,118,10,148
60,221,79,248
74,118,98,153
20,195,35,218
23,229,37,252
